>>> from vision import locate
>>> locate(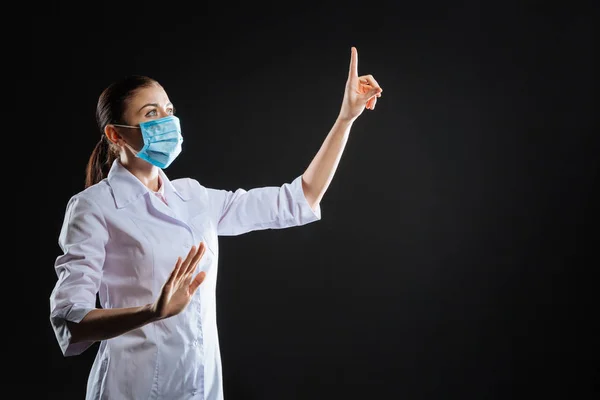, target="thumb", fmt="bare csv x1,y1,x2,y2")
190,271,207,293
